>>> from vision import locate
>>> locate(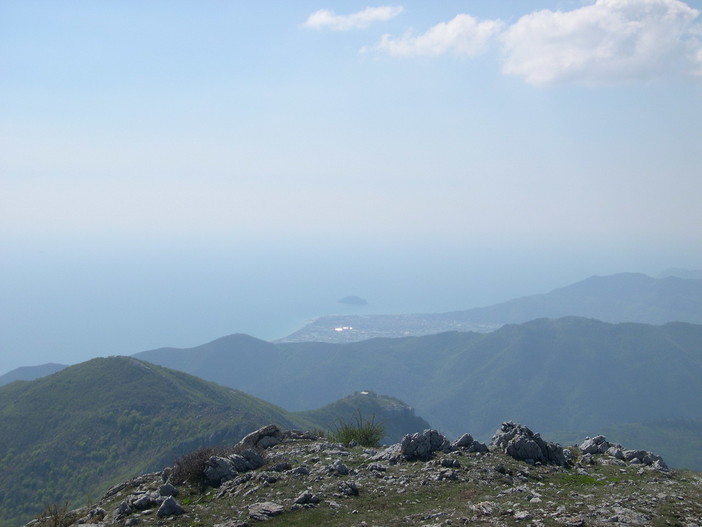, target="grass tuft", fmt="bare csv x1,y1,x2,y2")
329,410,384,447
